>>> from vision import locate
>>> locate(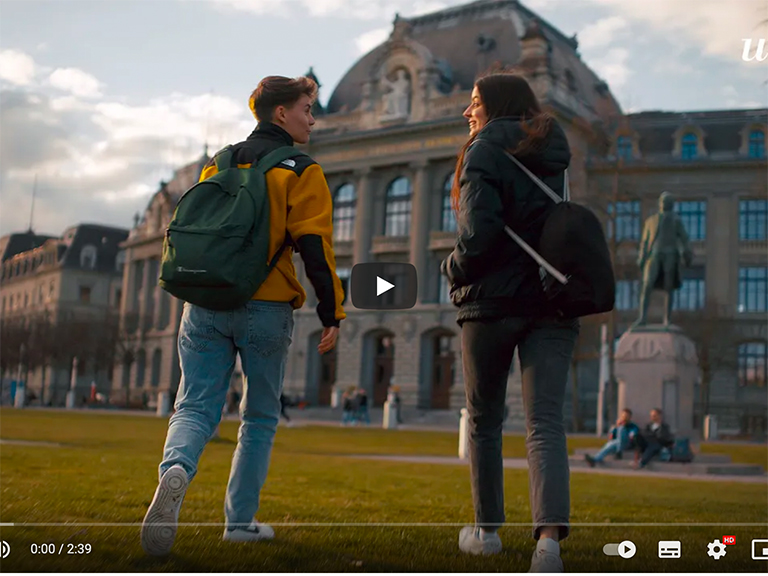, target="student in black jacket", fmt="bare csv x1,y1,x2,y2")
633,408,675,469
441,72,578,572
